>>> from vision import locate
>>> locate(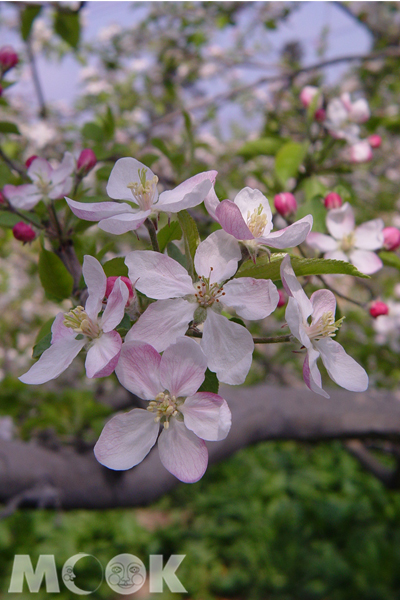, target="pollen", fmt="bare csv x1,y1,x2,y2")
127,168,158,211
246,203,268,238
147,391,183,428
